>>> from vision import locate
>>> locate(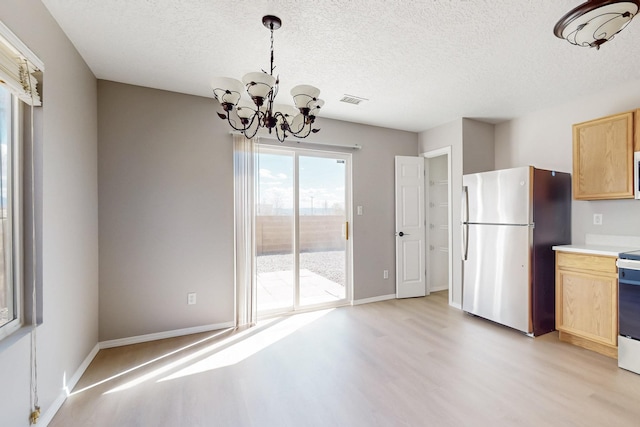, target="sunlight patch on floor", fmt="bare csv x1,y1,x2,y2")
69,328,232,397
103,309,332,394
102,321,276,394
159,309,333,382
